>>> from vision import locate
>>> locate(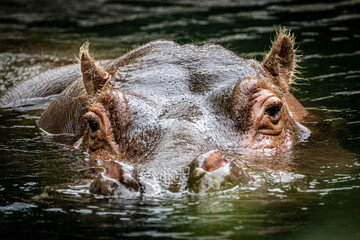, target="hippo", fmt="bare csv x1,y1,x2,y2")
0,29,310,196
